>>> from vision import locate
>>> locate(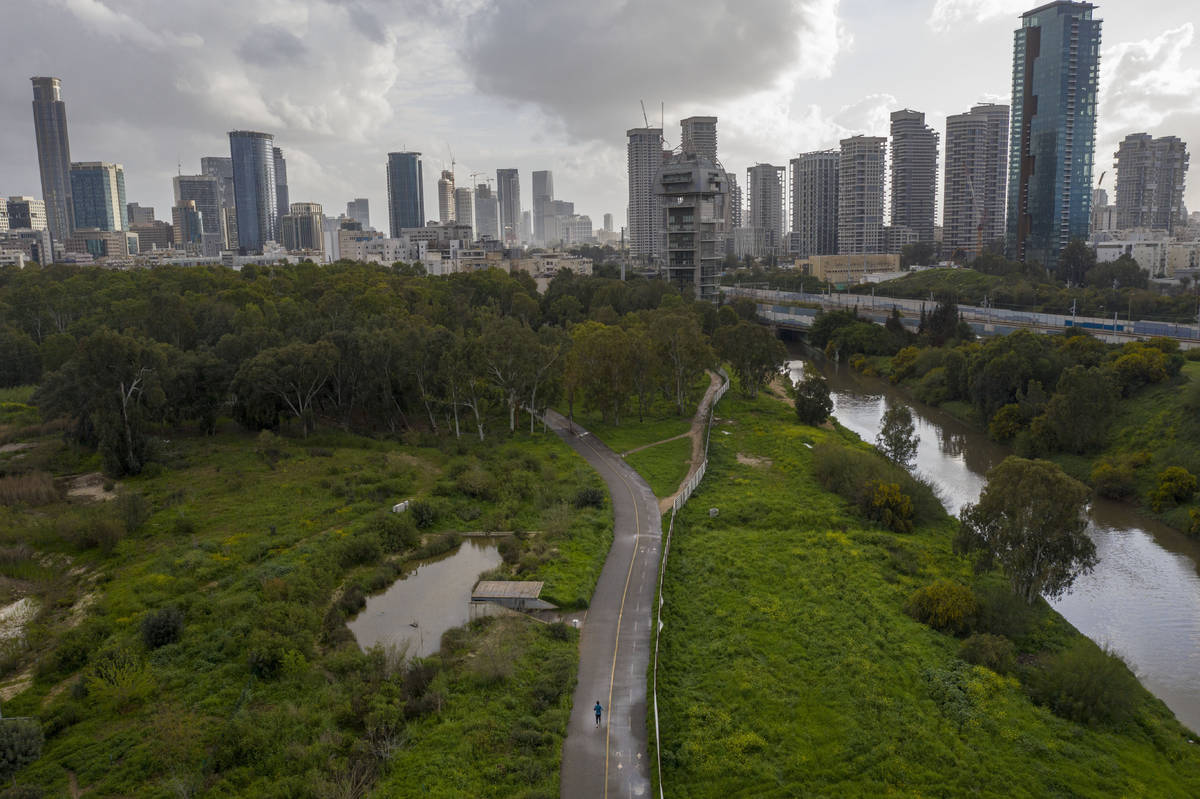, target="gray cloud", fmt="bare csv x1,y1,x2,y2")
237,27,311,68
